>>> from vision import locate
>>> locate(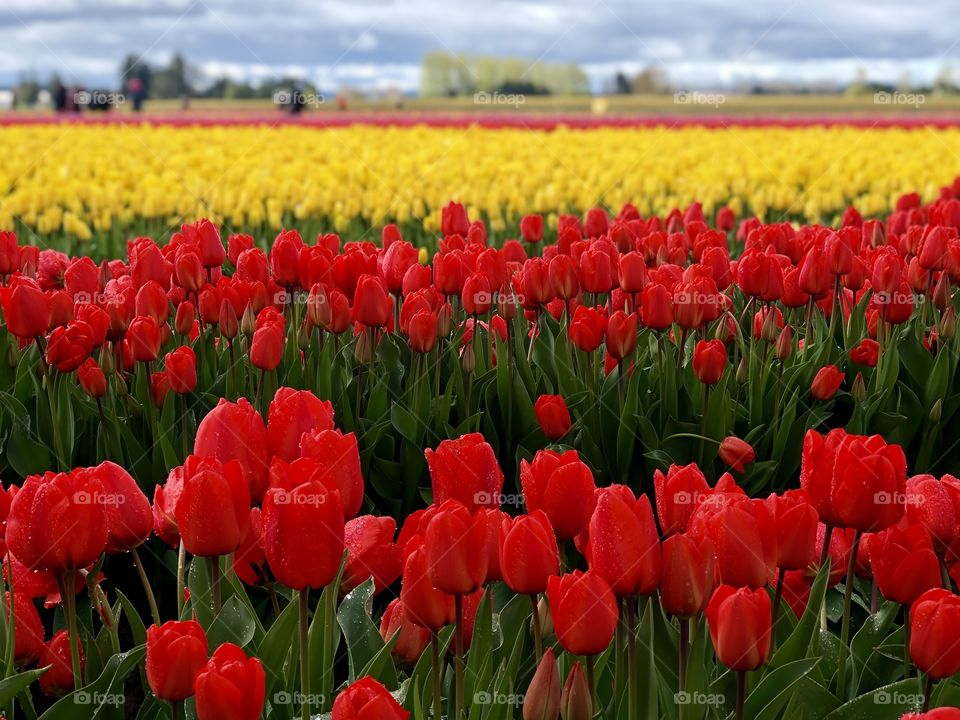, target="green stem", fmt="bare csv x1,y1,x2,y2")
132,547,161,626
176,542,186,618
904,607,912,679
208,556,222,615
736,671,746,720
627,598,637,720
530,594,542,662
299,588,311,720
431,631,443,719
455,594,465,720
57,572,83,690
321,582,337,713
837,530,861,700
